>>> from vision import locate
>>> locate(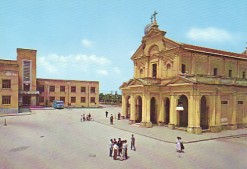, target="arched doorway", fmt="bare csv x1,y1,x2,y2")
200,96,208,129
164,98,170,124
126,96,131,118
150,97,157,124
136,96,142,123
178,95,188,127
